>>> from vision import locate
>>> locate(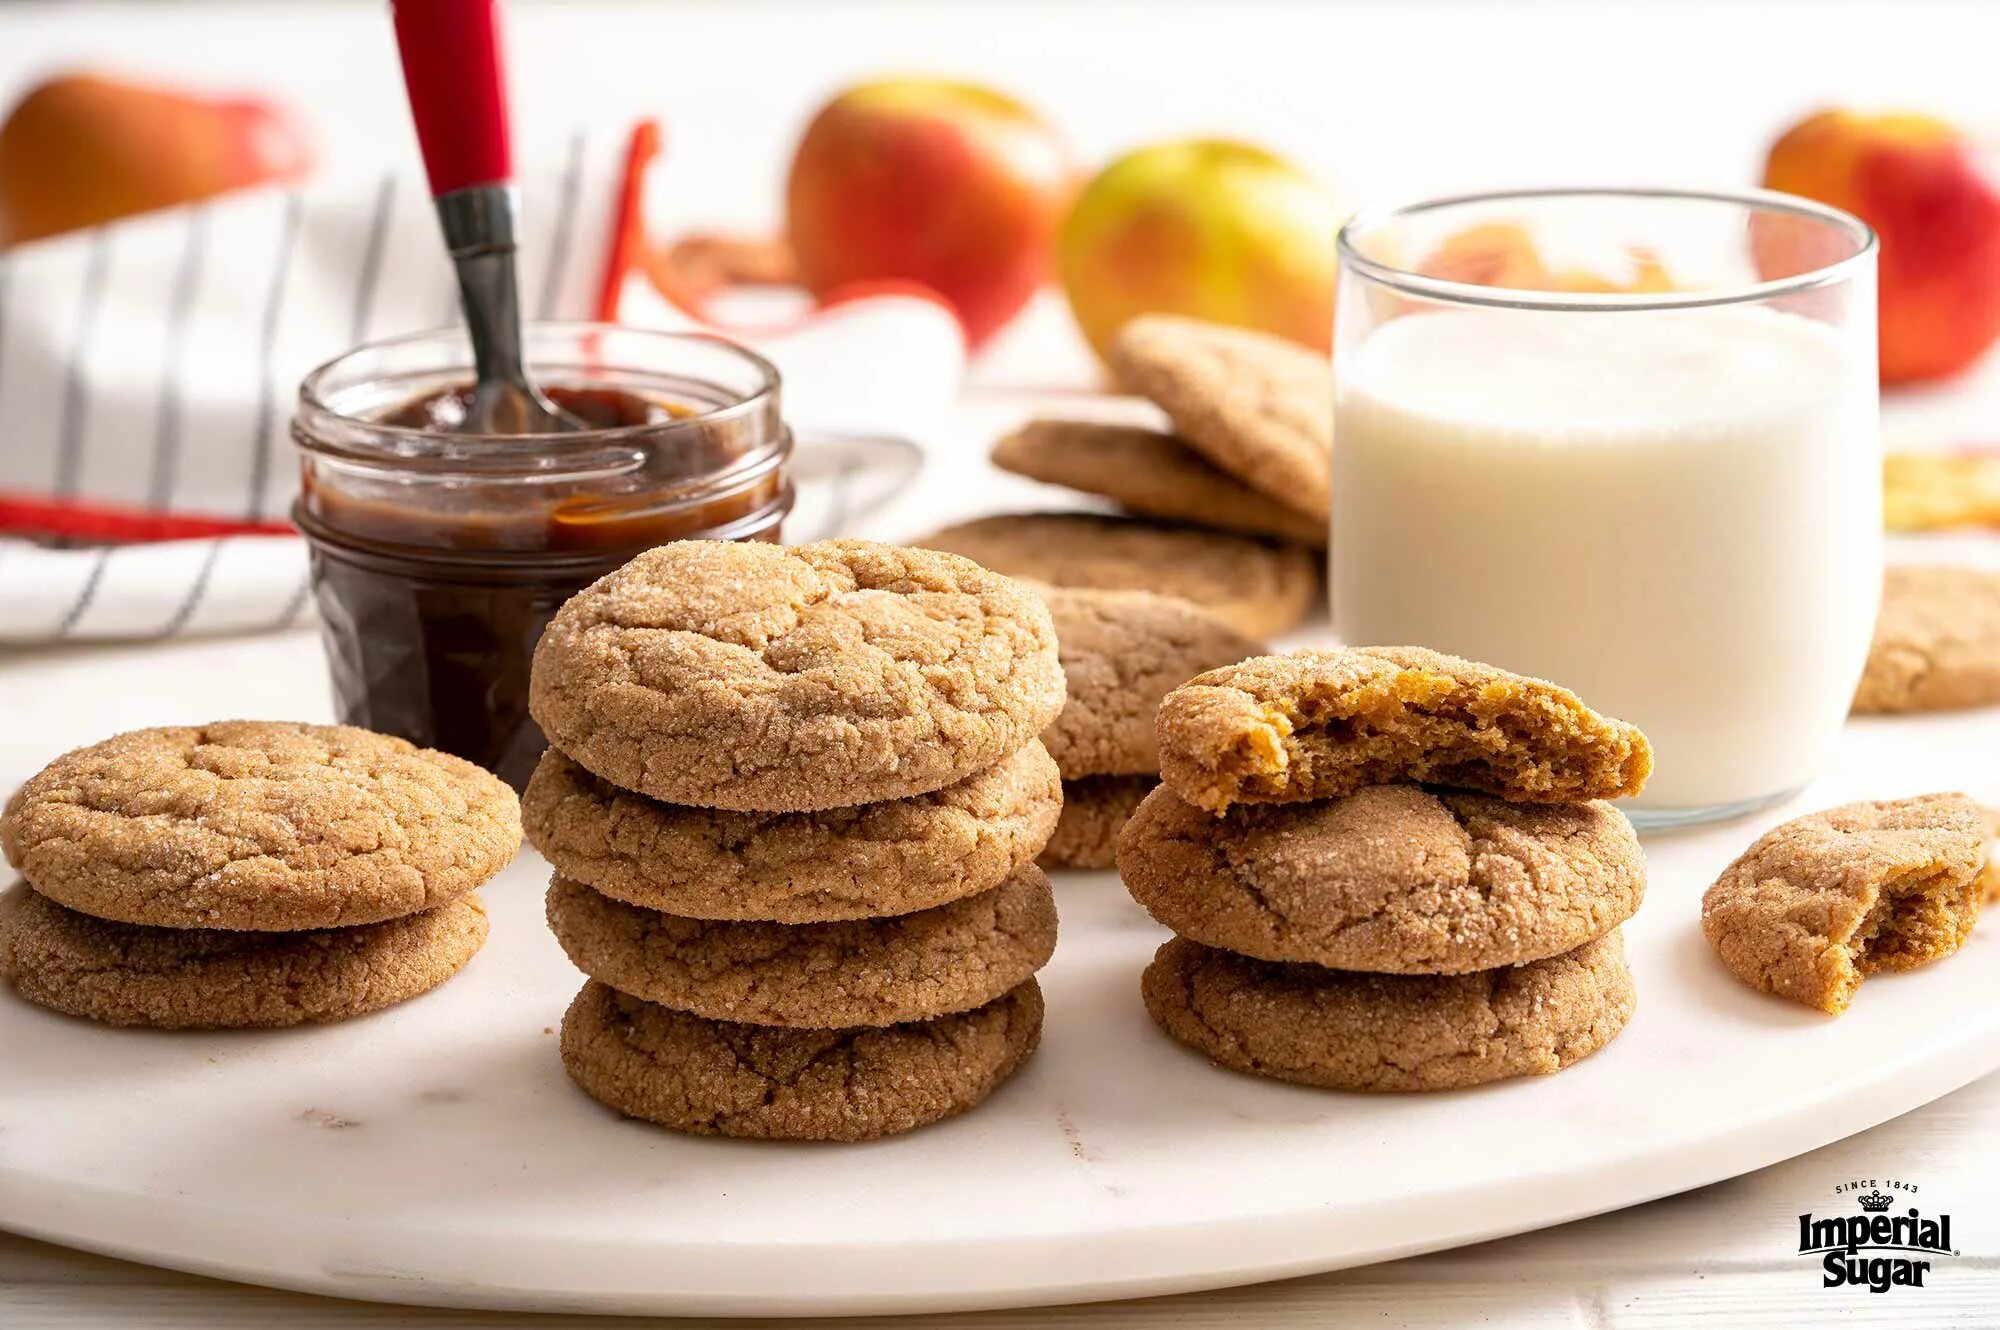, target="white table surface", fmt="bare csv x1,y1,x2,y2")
5,2,2000,1323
